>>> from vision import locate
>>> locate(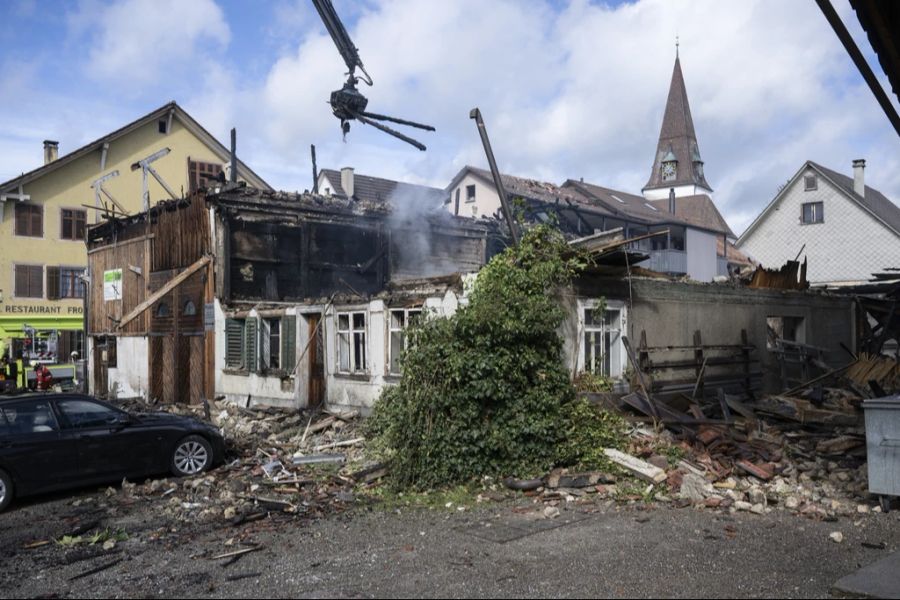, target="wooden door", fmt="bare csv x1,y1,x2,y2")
93,338,109,398
308,315,325,408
